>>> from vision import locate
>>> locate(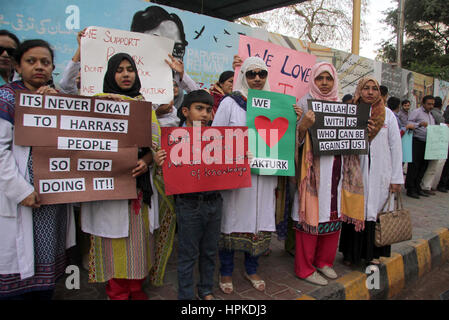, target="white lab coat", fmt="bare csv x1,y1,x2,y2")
80,170,159,238
361,107,403,222
212,96,277,234
0,119,75,279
